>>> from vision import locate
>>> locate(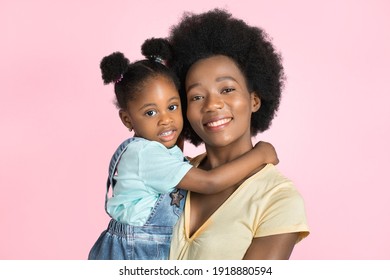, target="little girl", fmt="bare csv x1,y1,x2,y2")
88,38,278,260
